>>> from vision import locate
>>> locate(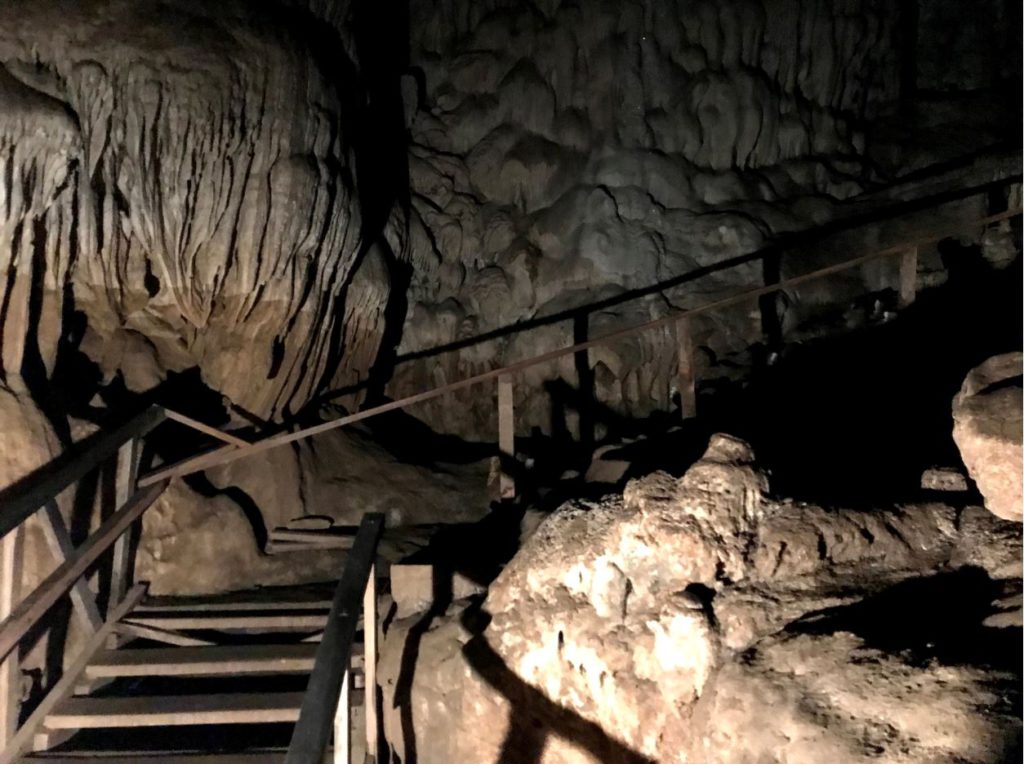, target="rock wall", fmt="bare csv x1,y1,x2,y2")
0,0,374,421
388,0,905,438
379,435,1023,763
